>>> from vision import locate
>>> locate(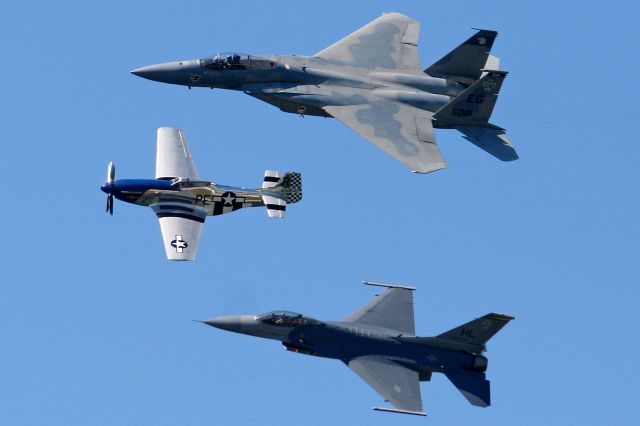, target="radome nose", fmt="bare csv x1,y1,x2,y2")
131,62,182,81
203,316,244,332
